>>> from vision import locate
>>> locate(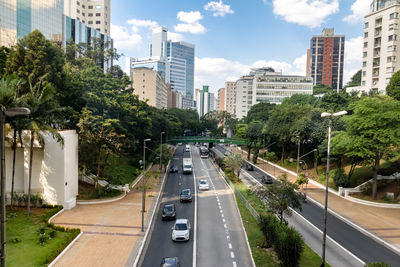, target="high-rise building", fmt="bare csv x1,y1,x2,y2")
196,86,214,117
235,68,313,119
1,0,64,47
131,67,168,109
225,81,236,115
307,28,345,92
362,0,400,93
64,0,111,35
128,57,170,82
218,88,225,111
